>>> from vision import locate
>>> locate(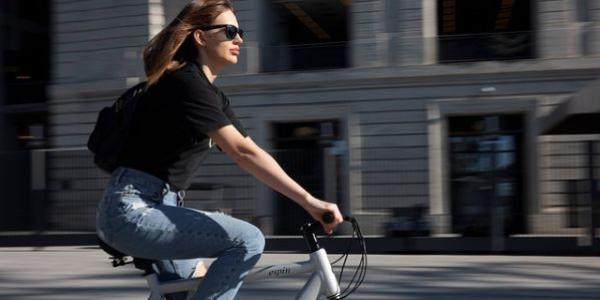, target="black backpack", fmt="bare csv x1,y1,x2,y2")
87,81,147,173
